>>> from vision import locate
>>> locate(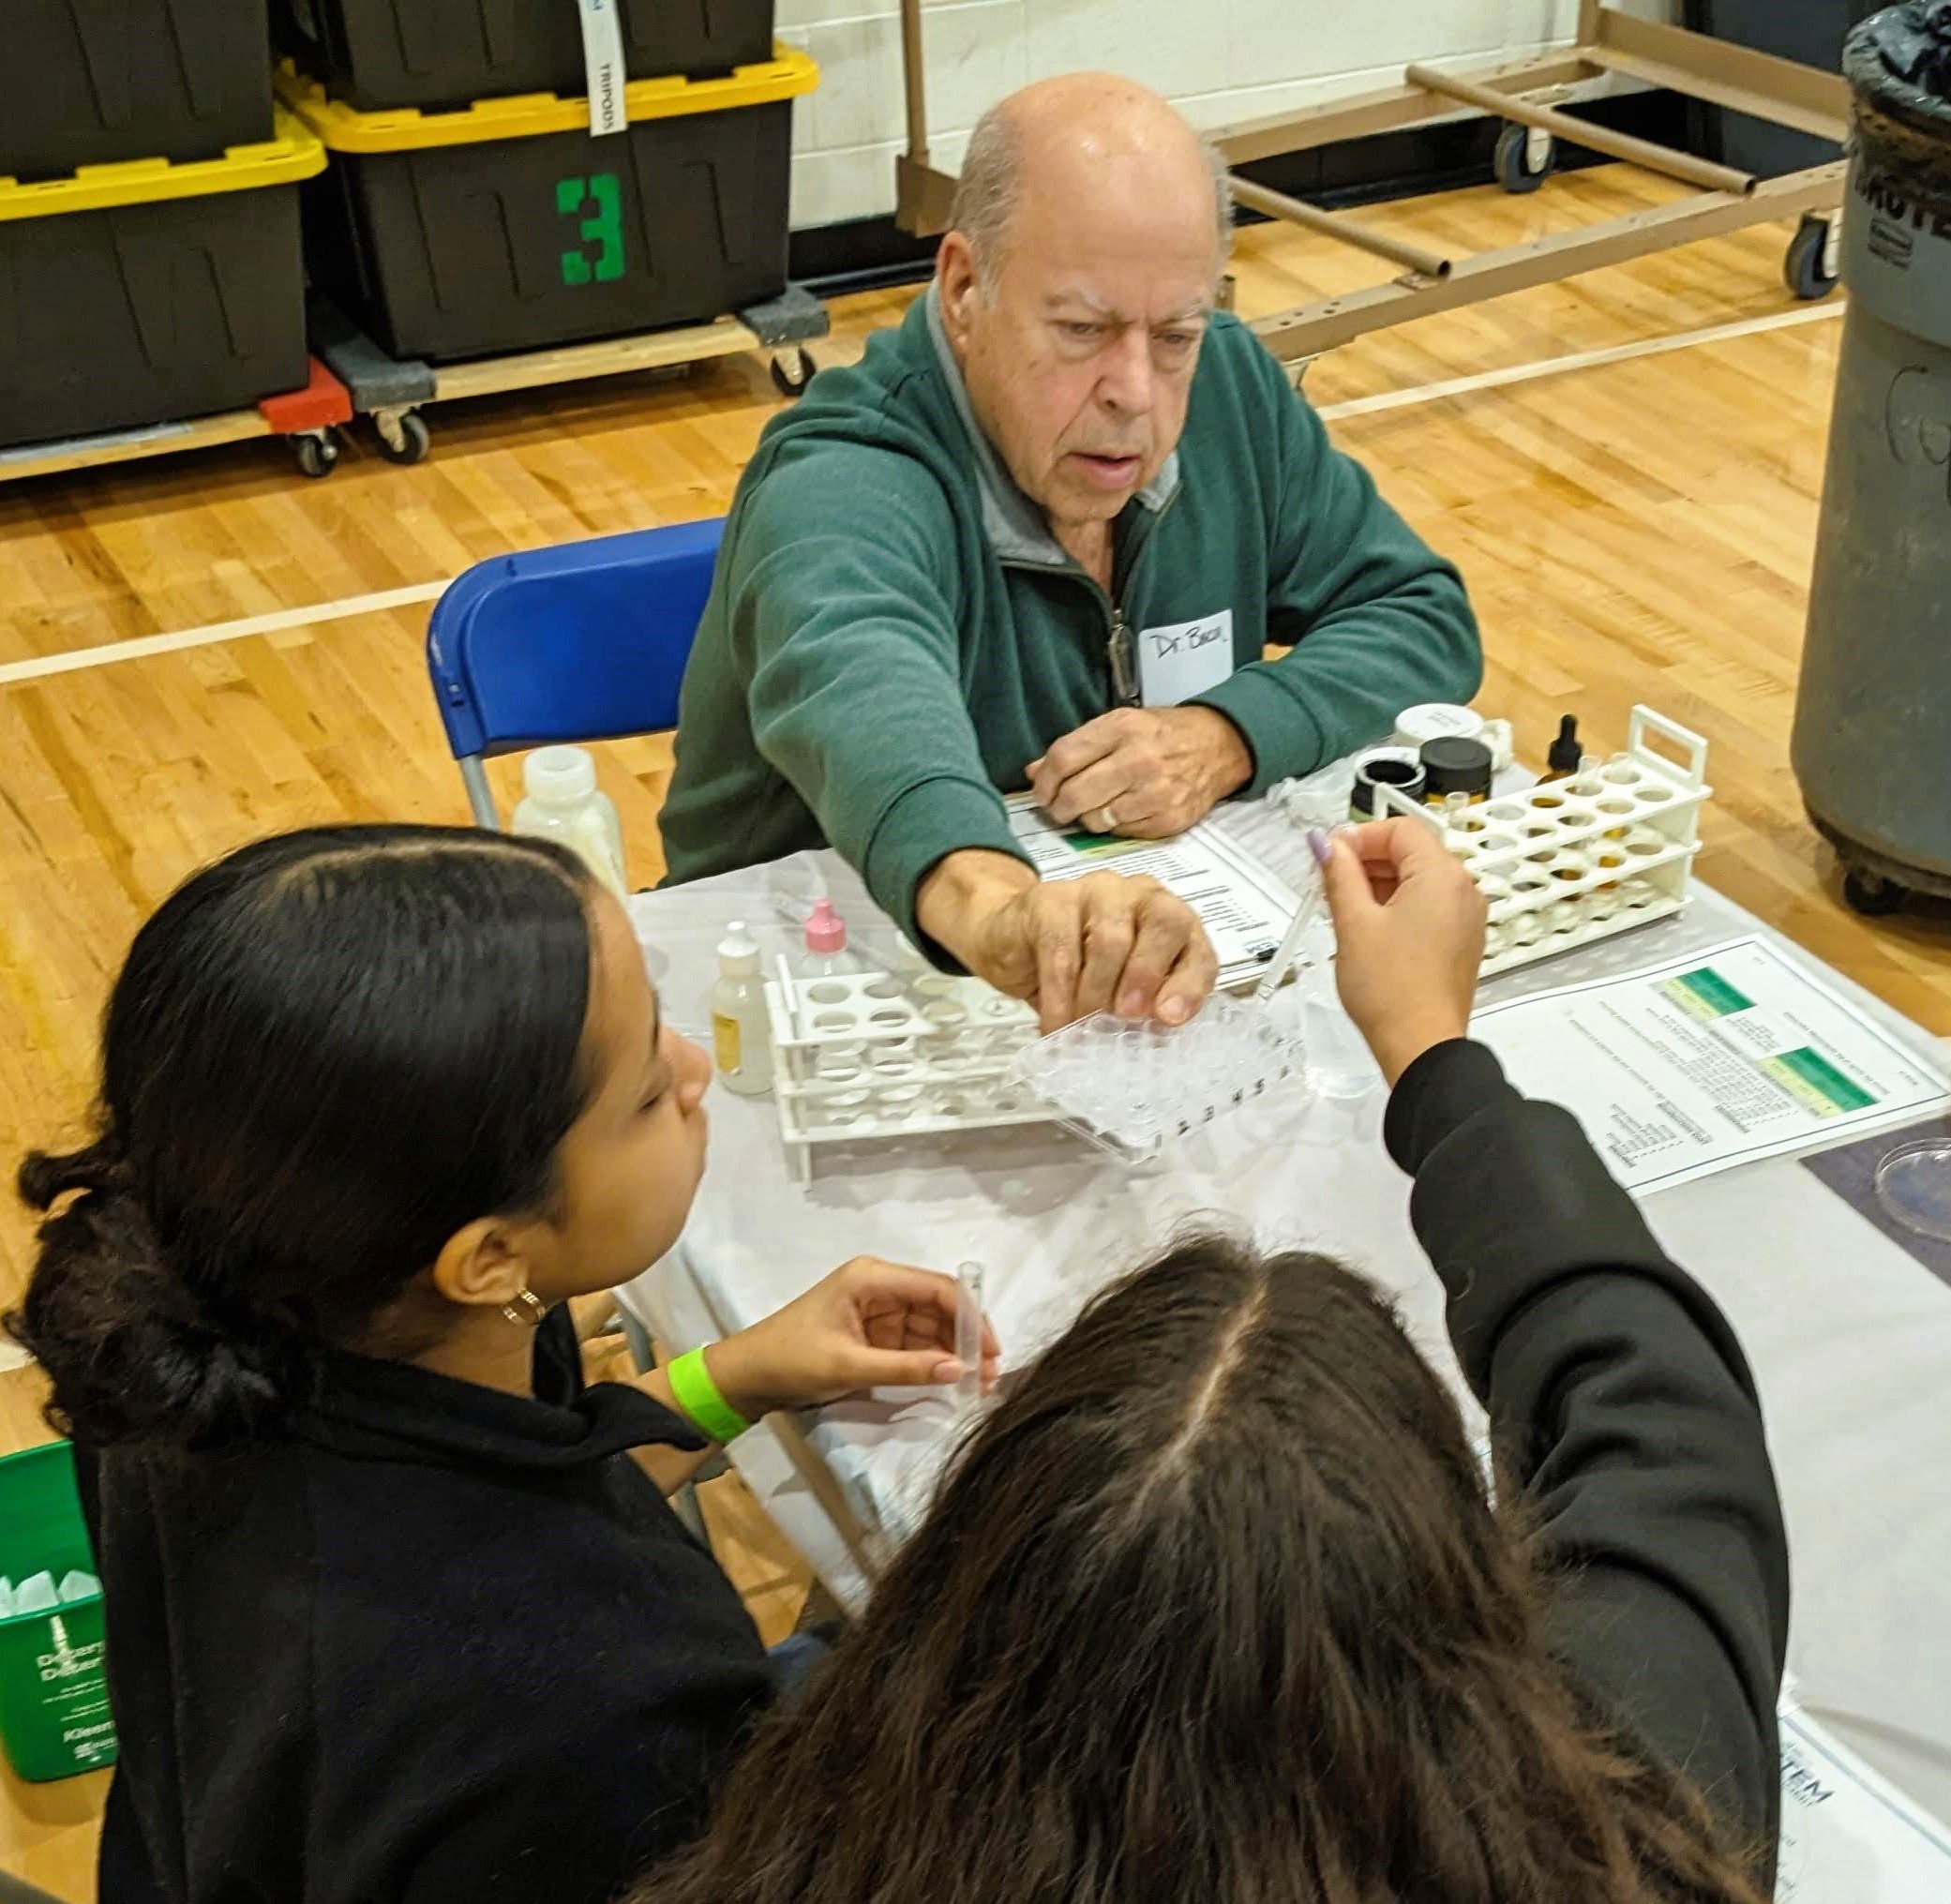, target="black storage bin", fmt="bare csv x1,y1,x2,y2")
1683,2,1880,173
276,0,775,111
281,50,815,362
0,114,322,449
6,0,274,184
